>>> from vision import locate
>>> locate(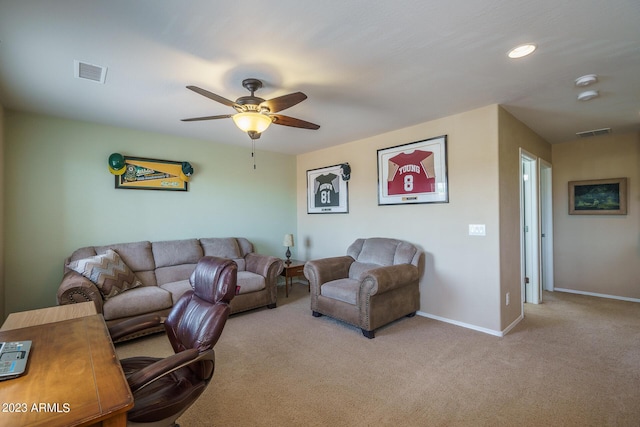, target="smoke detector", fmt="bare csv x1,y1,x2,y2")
577,90,599,101
575,74,598,87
